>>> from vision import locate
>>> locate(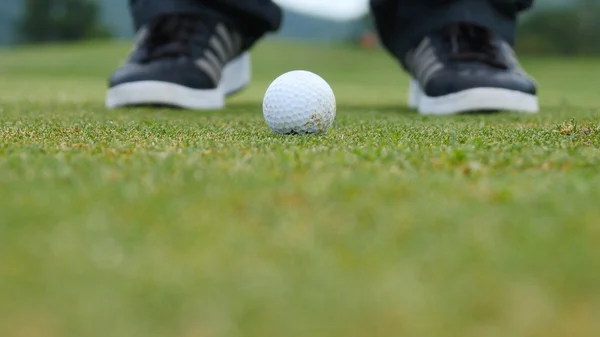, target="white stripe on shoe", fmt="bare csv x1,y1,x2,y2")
408,79,539,115
105,81,224,110
106,52,251,110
